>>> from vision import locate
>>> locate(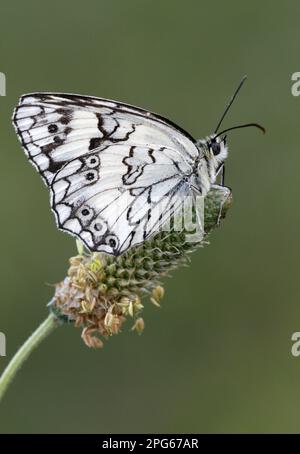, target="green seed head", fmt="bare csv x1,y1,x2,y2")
50,186,232,347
